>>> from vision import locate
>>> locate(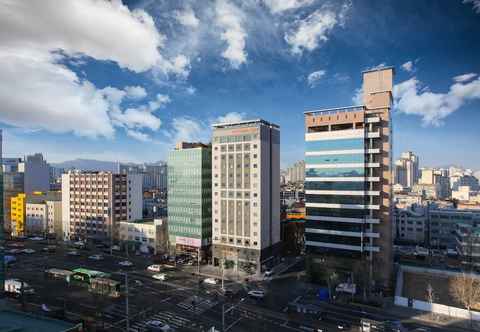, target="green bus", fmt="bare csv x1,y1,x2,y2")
67,268,120,297
67,268,110,286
